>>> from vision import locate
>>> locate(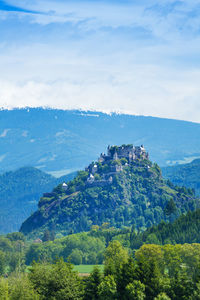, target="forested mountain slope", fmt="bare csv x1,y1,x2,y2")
0,167,75,233
162,159,200,196
20,145,200,238
130,209,200,249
